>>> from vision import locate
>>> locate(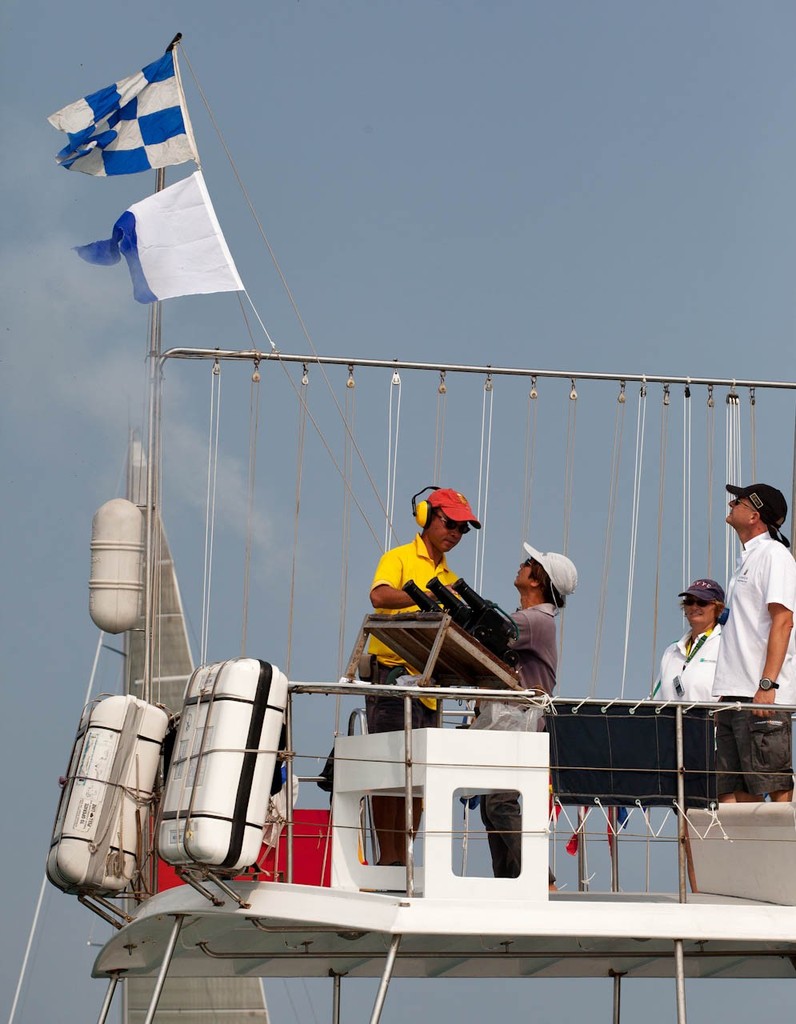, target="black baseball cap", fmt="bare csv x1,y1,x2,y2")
727,483,790,548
